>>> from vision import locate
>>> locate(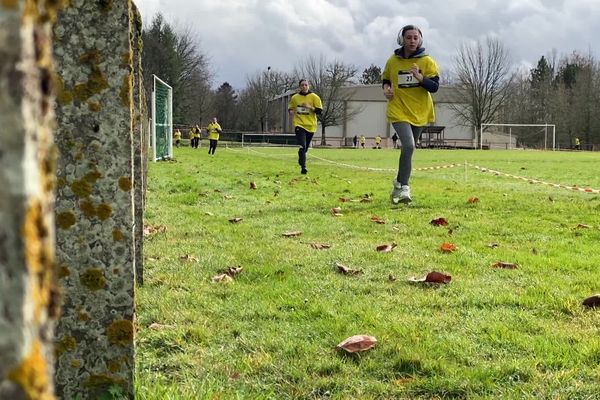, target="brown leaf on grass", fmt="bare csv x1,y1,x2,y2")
491,261,518,269
143,224,167,236
376,243,397,253
467,197,480,203
576,223,591,229
223,195,234,199
282,231,303,237
335,262,363,275
430,217,449,226
310,243,332,250
371,215,385,224
221,266,243,278
582,295,600,308
179,254,199,262
339,197,352,202
211,274,234,283
204,211,214,216
214,189,222,193
409,271,452,284
336,335,377,353
148,323,176,330
331,207,343,216
487,243,499,249
388,273,397,282
250,181,257,189
440,242,457,253
229,217,243,223
360,197,373,203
